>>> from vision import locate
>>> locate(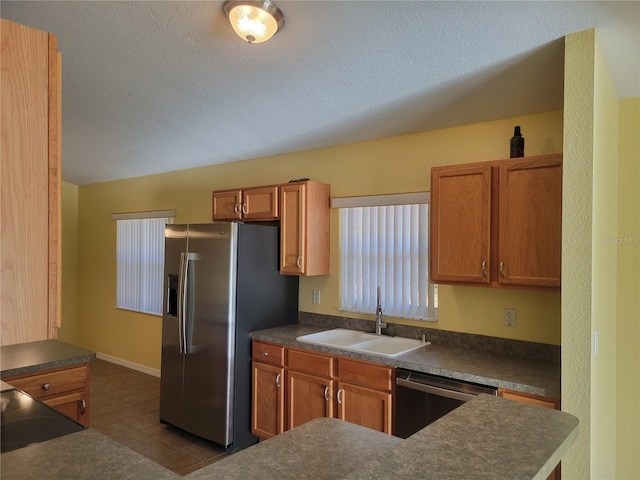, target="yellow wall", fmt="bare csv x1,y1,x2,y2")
561,30,595,479
562,29,639,480
616,98,640,478
57,181,79,344
74,111,563,370
591,35,619,479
